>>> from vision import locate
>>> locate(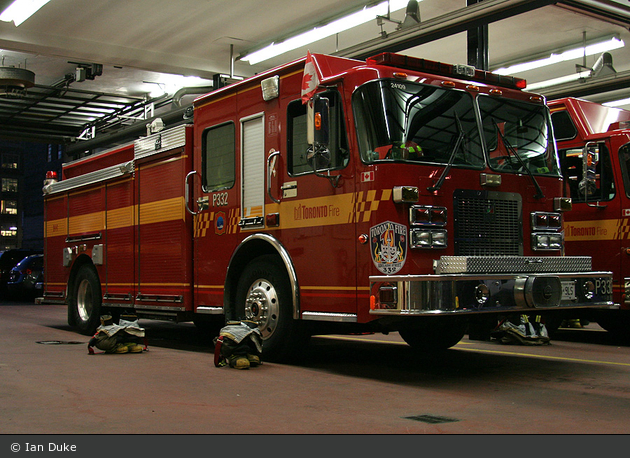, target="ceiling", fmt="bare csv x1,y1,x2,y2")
1,0,629,147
